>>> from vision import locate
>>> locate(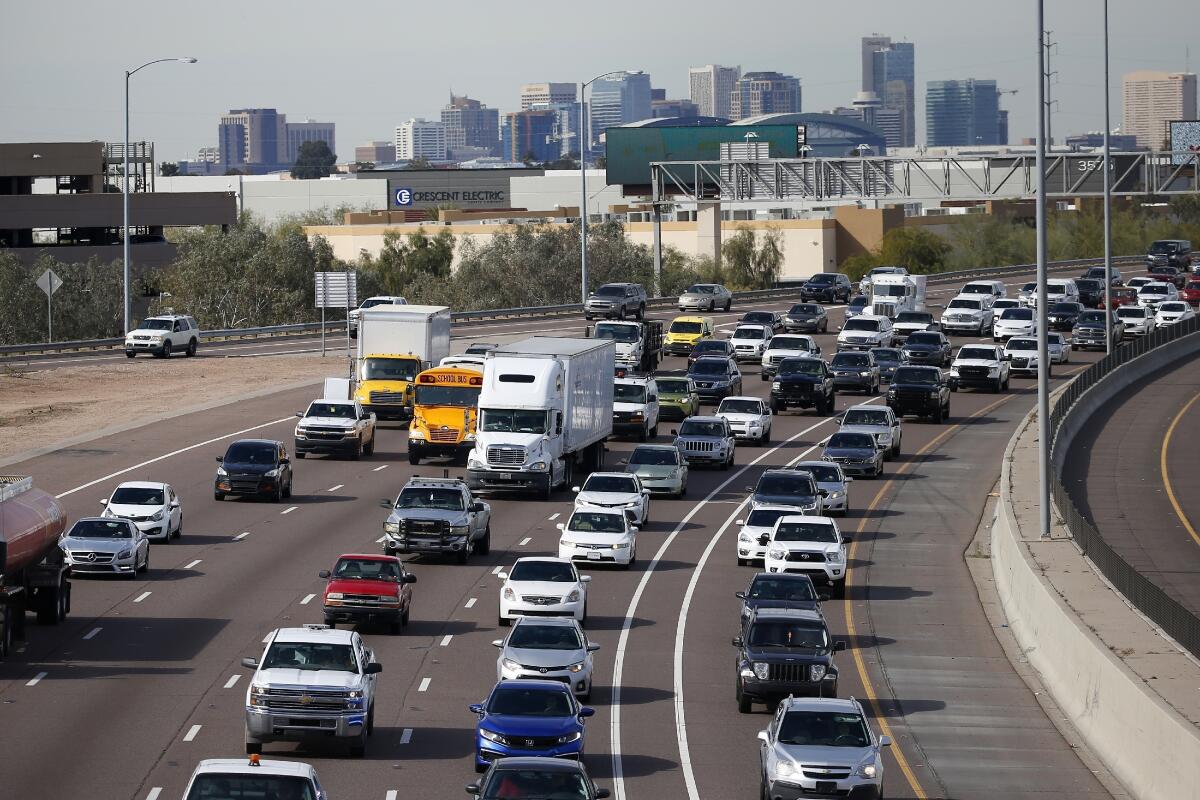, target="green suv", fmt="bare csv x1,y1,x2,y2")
653,375,699,421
